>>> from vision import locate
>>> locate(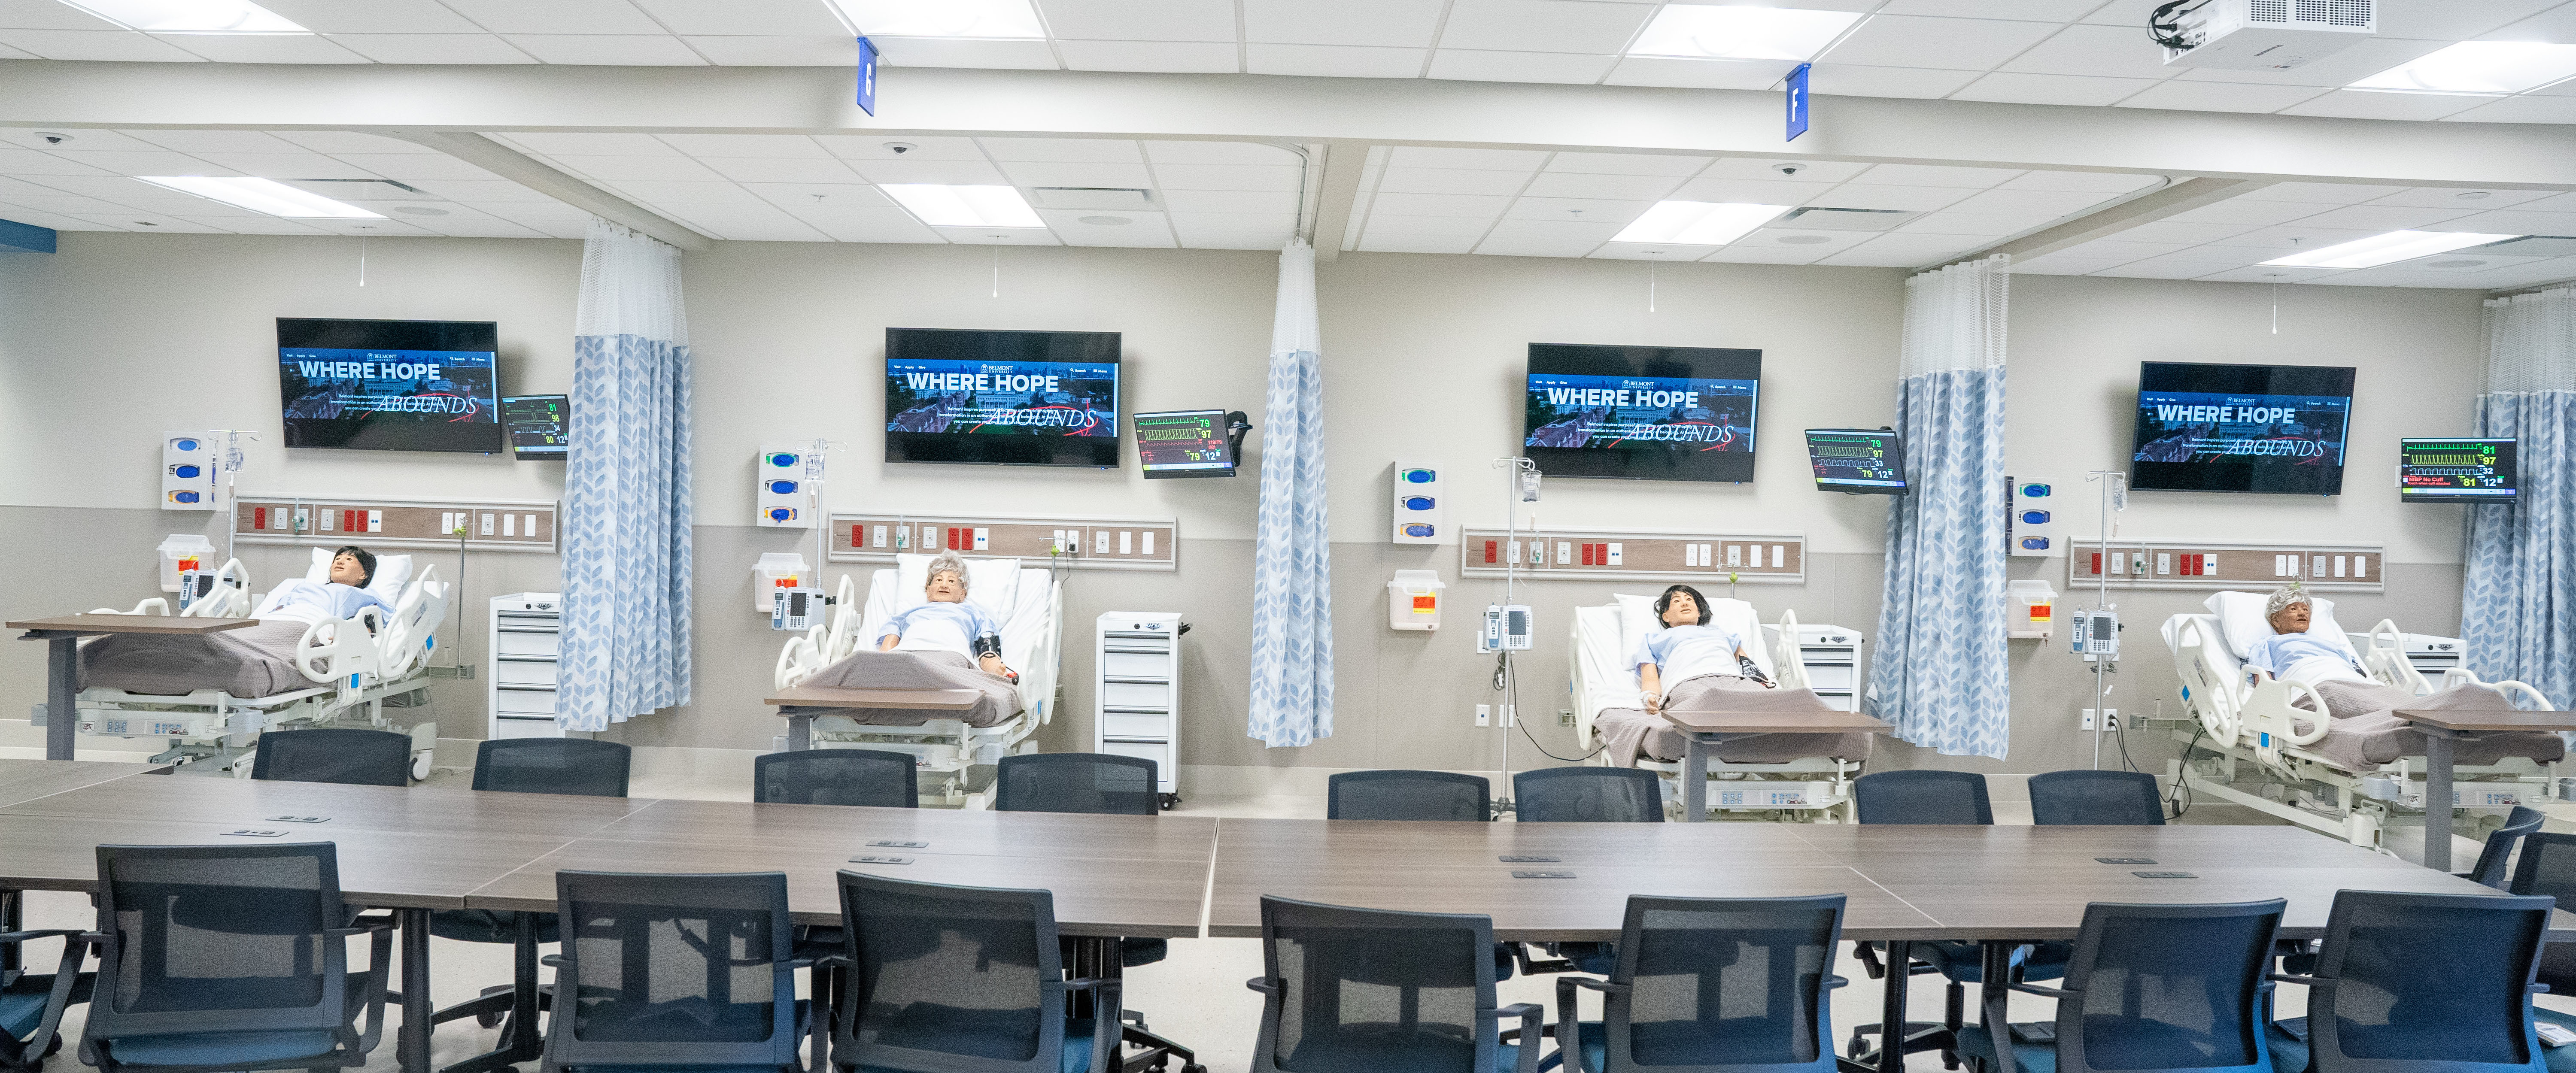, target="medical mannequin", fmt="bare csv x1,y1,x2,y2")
253,545,391,625
877,554,1016,681
1634,584,1765,714
2248,587,2364,682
